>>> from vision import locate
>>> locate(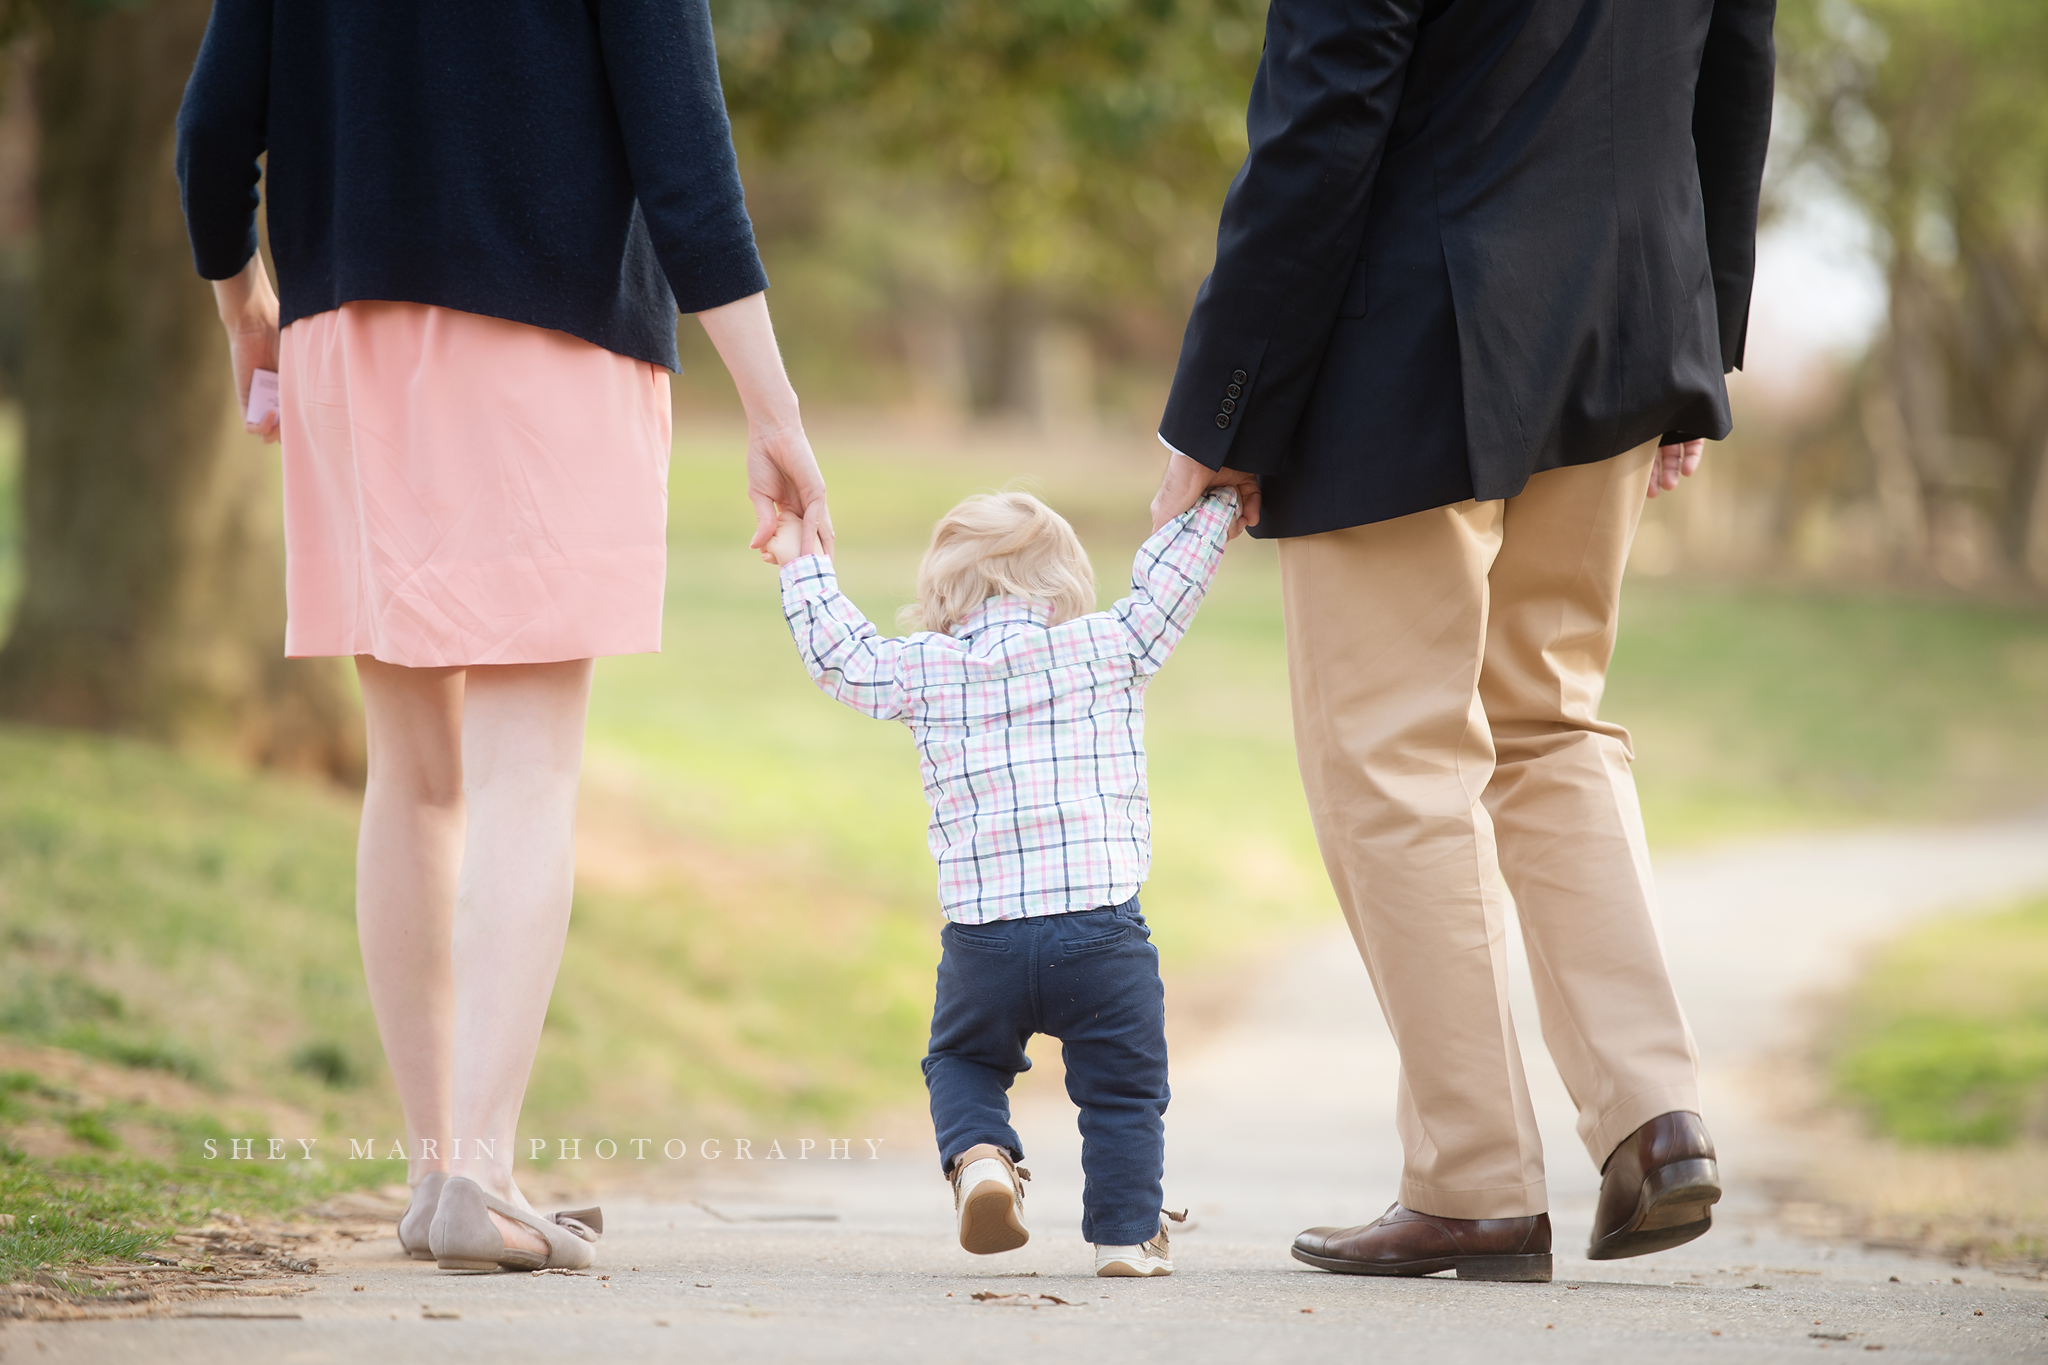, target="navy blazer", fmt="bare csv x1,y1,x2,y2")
1160,0,1776,538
